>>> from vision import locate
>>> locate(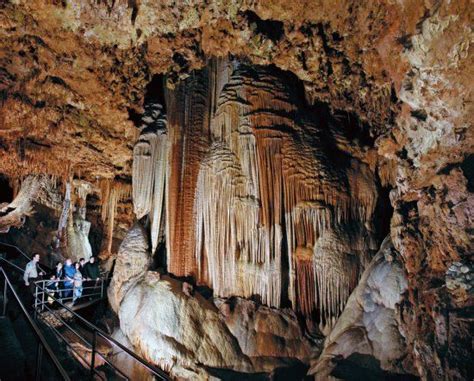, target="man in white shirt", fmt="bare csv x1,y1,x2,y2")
24,253,44,297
